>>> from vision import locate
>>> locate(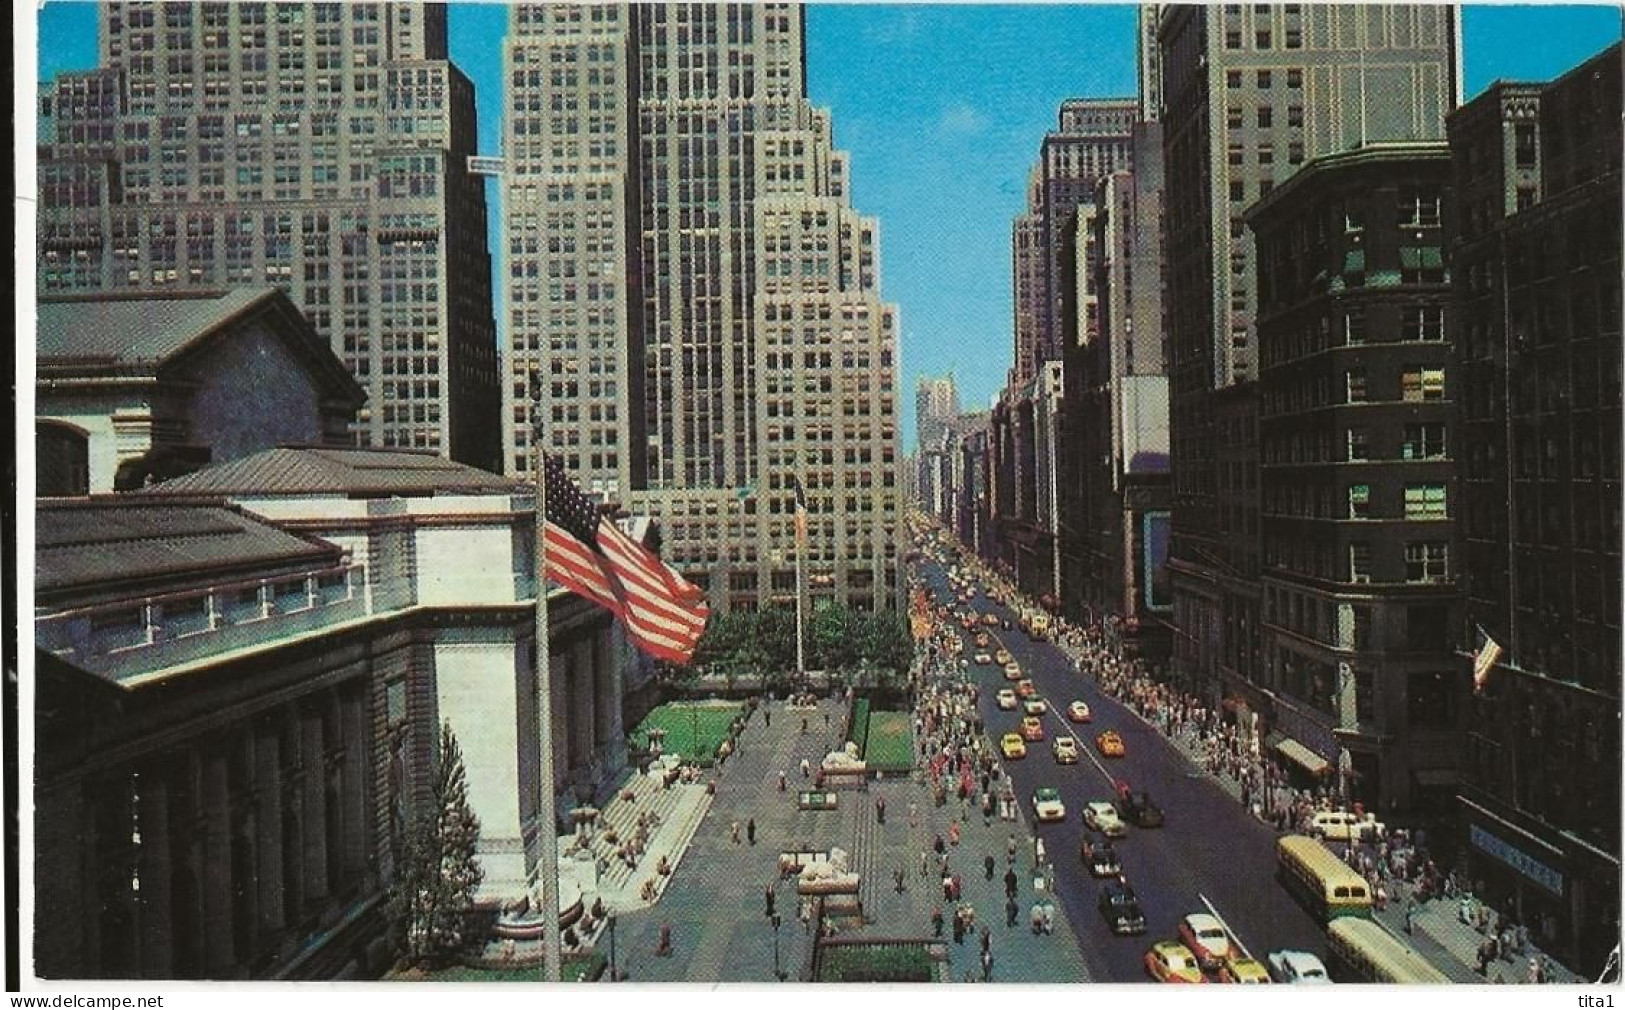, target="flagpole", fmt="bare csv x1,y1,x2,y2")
795,482,806,684
529,370,563,984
